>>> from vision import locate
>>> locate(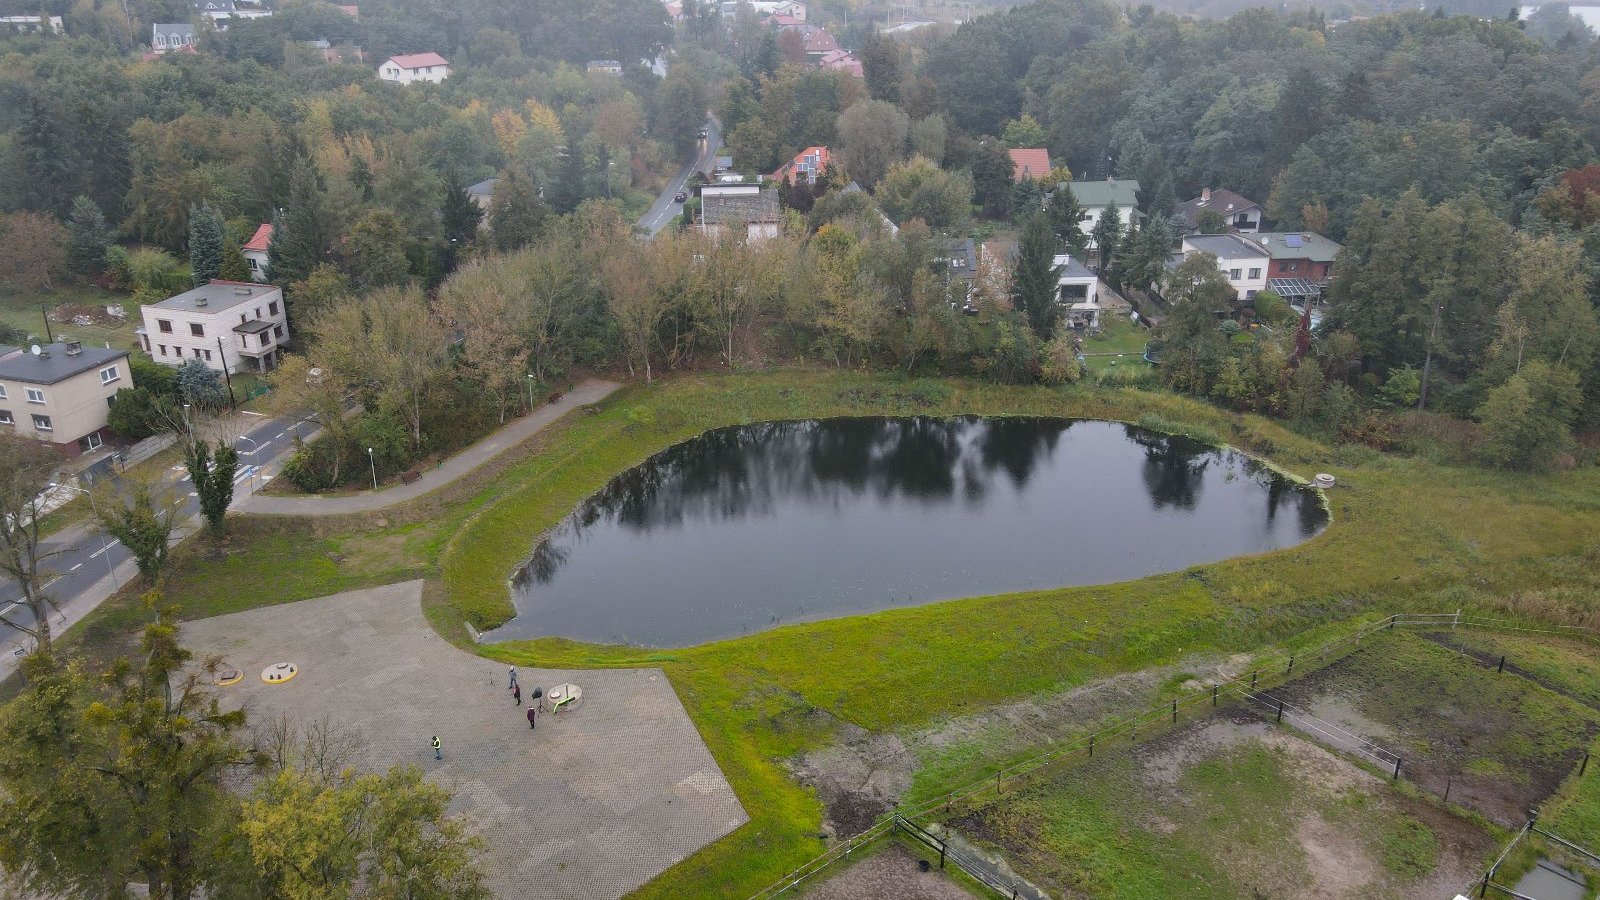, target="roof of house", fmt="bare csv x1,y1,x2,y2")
336,4,359,14
148,280,280,315
242,223,272,253
153,22,193,36
771,146,831,181
1052,254,1097,281
1009,148,1051,182
700,188,780,226
1183,233,1268,260
1251,231,1342,262
1066,178,1140,209
467,178,499,197
801,28,839,53
1174,188,1260,228
385,52,448,69
587,59,622,67
0,342,128,386
940,239,977,281
818,49,863,76
194,0,234,12
771,13,803,26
